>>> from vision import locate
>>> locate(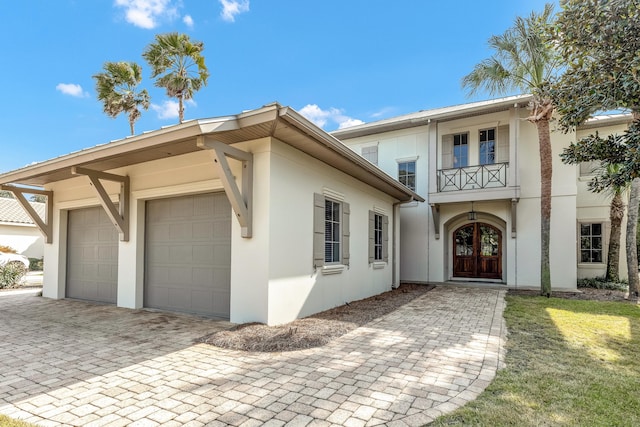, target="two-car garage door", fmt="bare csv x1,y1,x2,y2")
66,192,232,318
145,192,232,318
